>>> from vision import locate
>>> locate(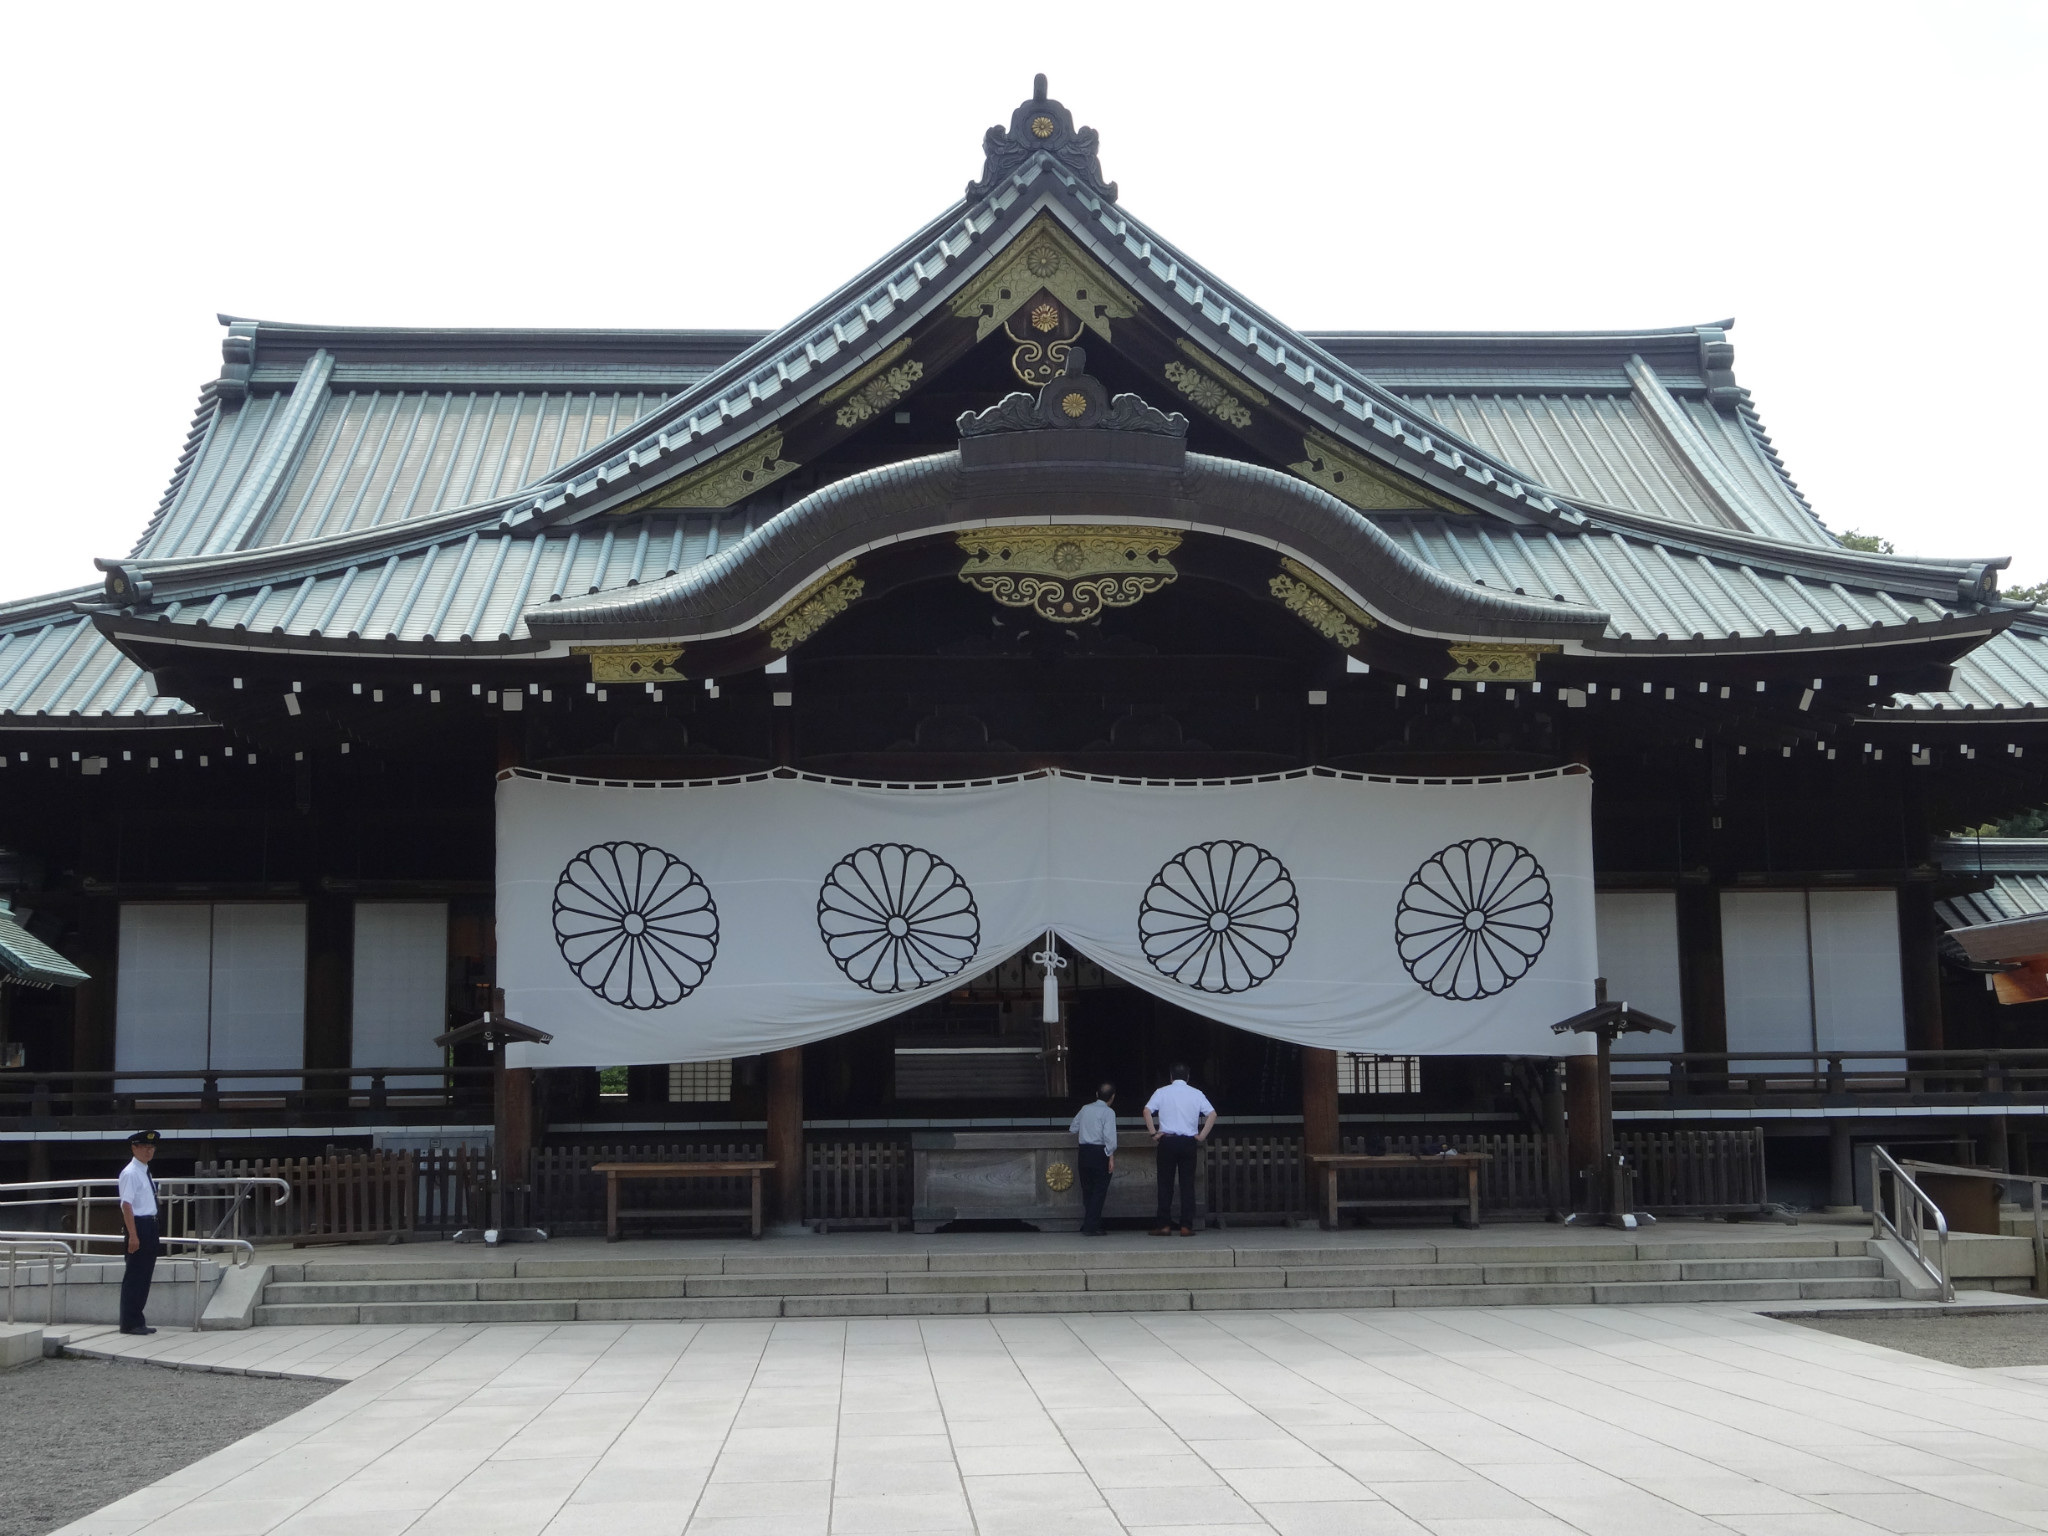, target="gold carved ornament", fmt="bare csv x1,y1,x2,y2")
1005,296,1085,386
762,563,865,652
957,527,1181,624
571,644,686,683
950,215,1137,345
1268,558,1376,649
1288,433,1461,516
1444,643,1559,682
1162,360,1253,430
1044,1162,1075,1192
614,429,799,513
827,341,925,428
